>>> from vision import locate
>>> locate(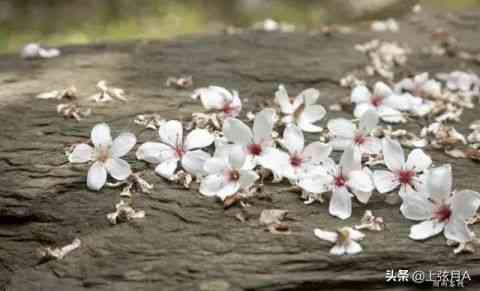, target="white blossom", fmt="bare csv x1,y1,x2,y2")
199,146,259,200
394,72,440,116
191,86,241,118
437,71,480,95
314,227,364,255
274,85,326,132
89,81,127,103
351,82,409,123
373,138,431,197
136,120,214,180
401,165,480,242
222,108,286,171
278,125,332,181
328,109,381,155
21,43,60,59
68,123,136,191
299,147,374,219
